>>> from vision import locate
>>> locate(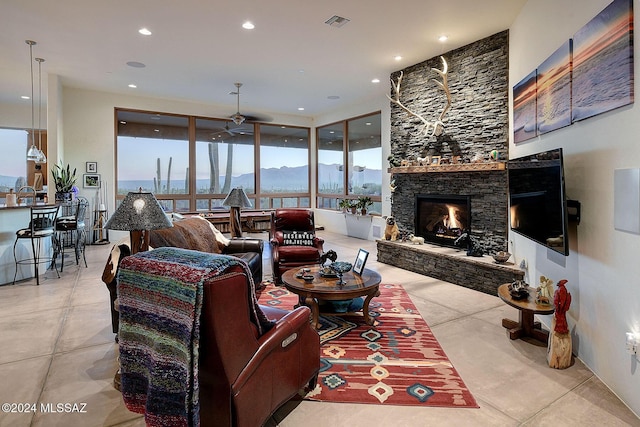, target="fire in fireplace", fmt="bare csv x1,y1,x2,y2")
415,194,471,248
